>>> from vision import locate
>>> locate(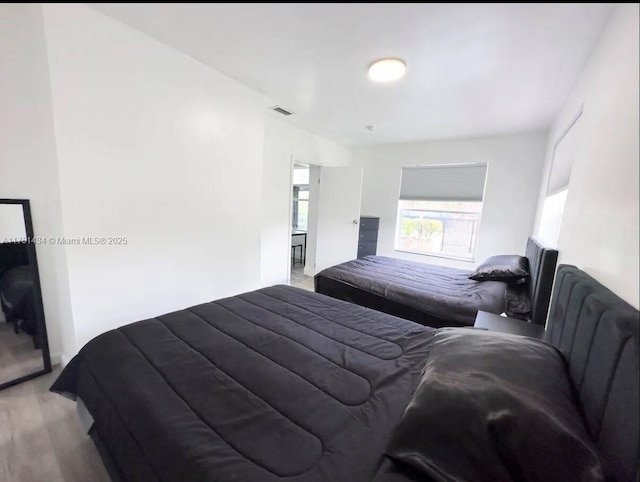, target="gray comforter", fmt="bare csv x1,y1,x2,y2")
51,285,434,482
315,256,508,326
